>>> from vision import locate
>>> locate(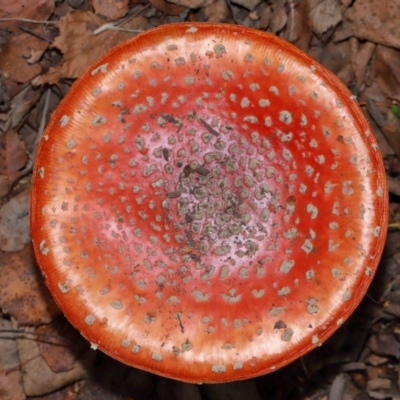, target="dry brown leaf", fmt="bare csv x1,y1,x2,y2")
231,0,262,11
367,378,391,391
0,189,31,251
0,85,42,133
361,87,395,158
0,319,25,400
17,331,94,397
0,244,60,325
257,3,272,29
331,16,353,43
0,73,10,113
282,0,312,52
340,0,353,13
167,0,215,9
347,0,400,49
368,333,400,358
350,40,375,90
381,110,400,159
366,354,389,366
0,130,28,198
32,11,147,85
149,0,186,16
36,317,91,374
373,45,400,102
34,382,84,400
201,0,232,23
308,0,342,37
0,33,48,84
270,0,288,34
0,0,55,33
0,130,28,175
0,176,9,199
328,374,346,400
366,98,385,128
319,40,351,76
92,0,129,20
